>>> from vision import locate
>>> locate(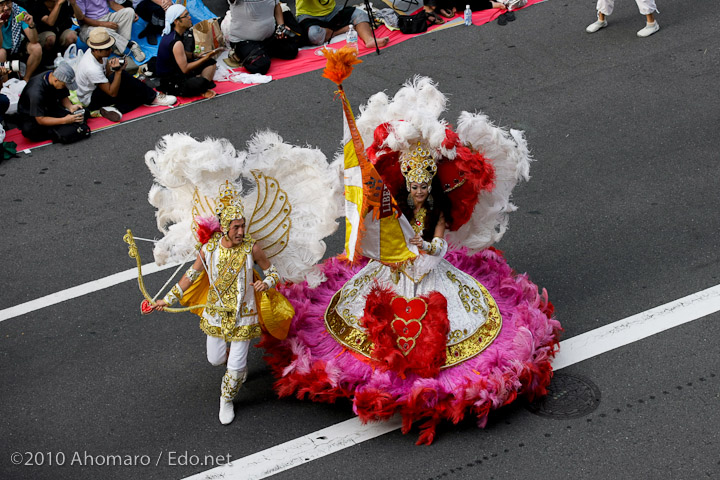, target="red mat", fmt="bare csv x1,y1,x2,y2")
6,0,544,151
